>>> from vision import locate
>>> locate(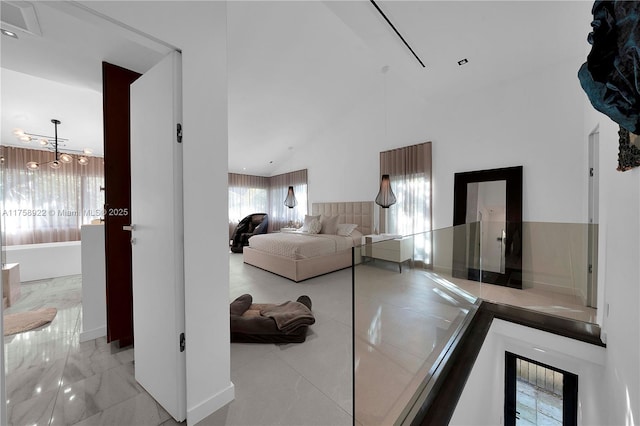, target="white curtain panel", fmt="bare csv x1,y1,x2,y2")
2,146,104,245
380,142,432,266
